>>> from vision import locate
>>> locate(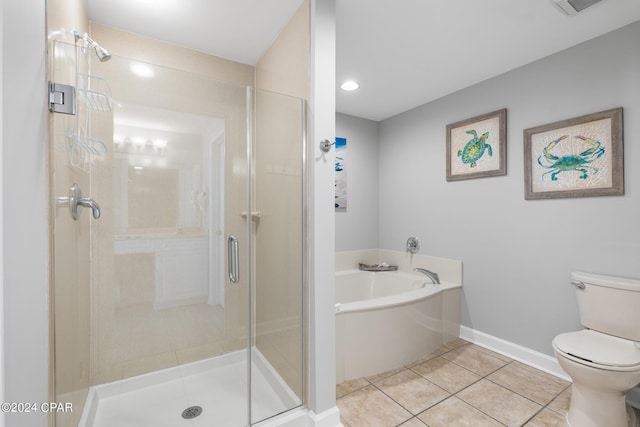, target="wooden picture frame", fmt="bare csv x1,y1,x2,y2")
446,109,507,181
523,107,623,200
